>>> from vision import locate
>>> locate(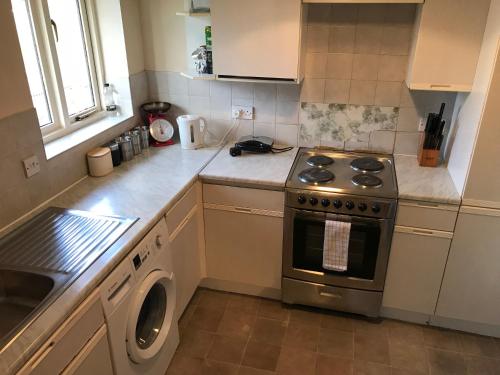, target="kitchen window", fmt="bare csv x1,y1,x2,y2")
12,0,103,141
